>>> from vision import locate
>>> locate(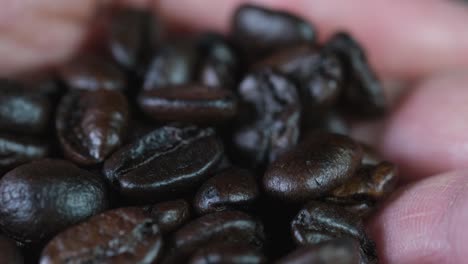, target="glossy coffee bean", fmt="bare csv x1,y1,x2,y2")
322,197,374,219
234,69,301,167
232,4,316,57
145,199,191,233
143,42,198,90
324,33,386,117
109,8,160,70
56,90,129,165
59,55,126,91
291,201,377,263
0,234,23,264
331,161,398,202
0,159,108,244
40,207,163,264
103,126,223,201
0,86,51,134
172,211,265,256
197,32,239,89
138,85,238,123
263,133,363,202
189,244,267,264
276,239,360,264
194,167,259,215
0,133,49,173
